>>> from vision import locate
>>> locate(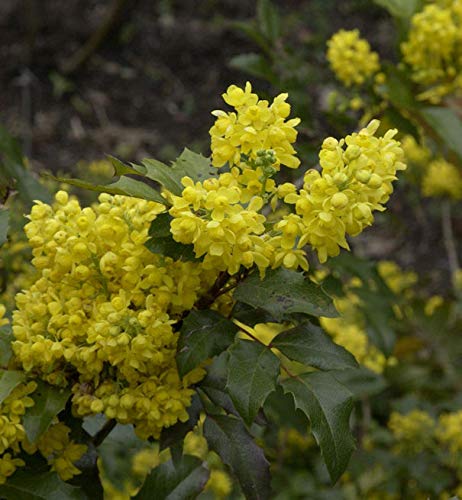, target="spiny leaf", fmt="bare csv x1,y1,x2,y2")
203,414,271,500
226,339,280,425
177,310,238,377
135,454,209,500
42,174,165,204
141,148,216,196
0,370,26,404
23,380,71,443
282,371,355,483
234,268,338,321
271,322,358,370
0,470,86,500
